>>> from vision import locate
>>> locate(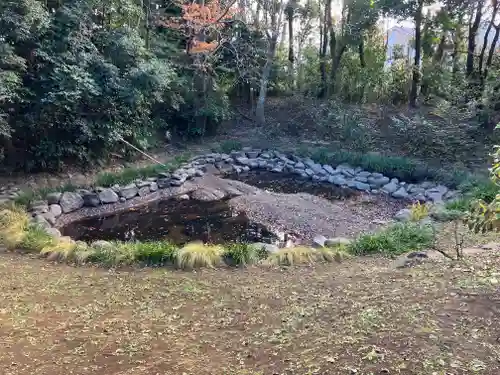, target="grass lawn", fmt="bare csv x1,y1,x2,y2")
1,247,500,375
